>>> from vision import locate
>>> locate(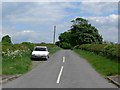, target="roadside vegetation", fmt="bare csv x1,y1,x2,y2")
74,49,119,76
76,44,119,61
1,35,61,75
56,17,119,76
